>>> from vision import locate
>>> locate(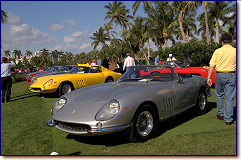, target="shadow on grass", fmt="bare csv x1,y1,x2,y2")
66,130,130,147
66,152,82,155
66,103,220,146
10,92,39,102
